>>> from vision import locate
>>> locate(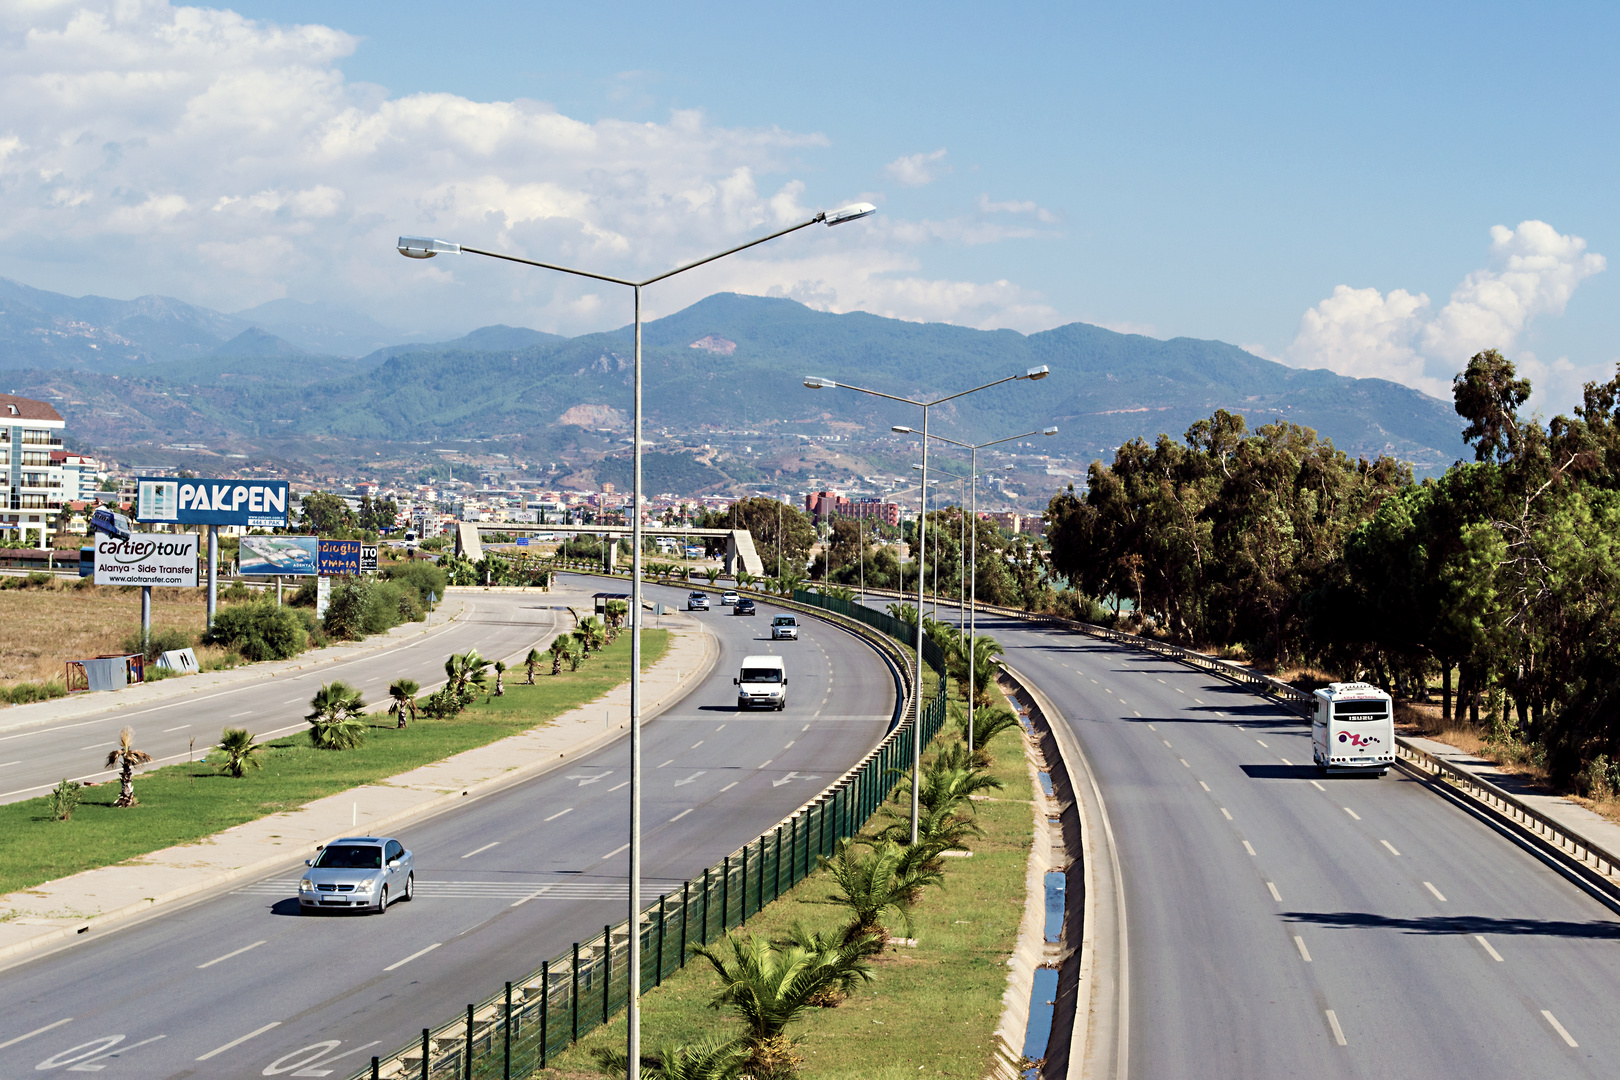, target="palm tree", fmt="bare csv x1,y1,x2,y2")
388,678,419,728
886,601,918,626
444,649,491,702
958,707,1020,765
590,1039,747,1080
966,634,1006,708
493,660,506,696
691,928,876,1079
214,727,264,777
549,636,570,675
104,726,154,807
307,681,367,749
604,599,629,629
705,567,720,586
819,838,943,945
524,647,543,684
